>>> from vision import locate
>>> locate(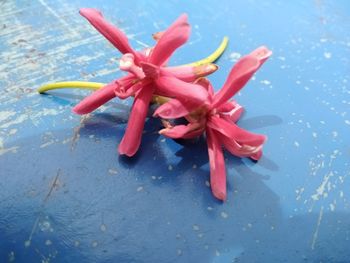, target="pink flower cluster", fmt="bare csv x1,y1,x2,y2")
75,8,272,201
